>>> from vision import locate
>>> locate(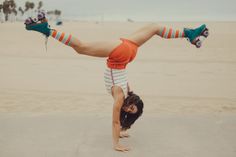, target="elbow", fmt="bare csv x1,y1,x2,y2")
112,119,120,125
